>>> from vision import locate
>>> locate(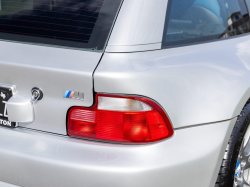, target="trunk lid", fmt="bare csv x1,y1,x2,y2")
0,0,123,134
0,41,101,134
